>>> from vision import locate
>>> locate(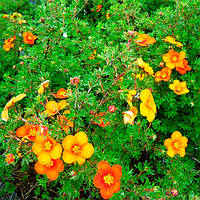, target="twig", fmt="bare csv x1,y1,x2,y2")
72,0,88,20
